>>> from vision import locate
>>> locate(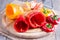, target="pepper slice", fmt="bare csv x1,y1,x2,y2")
41,22,54,32
26,11,46,28
22,2,31,11
14,16,29,32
